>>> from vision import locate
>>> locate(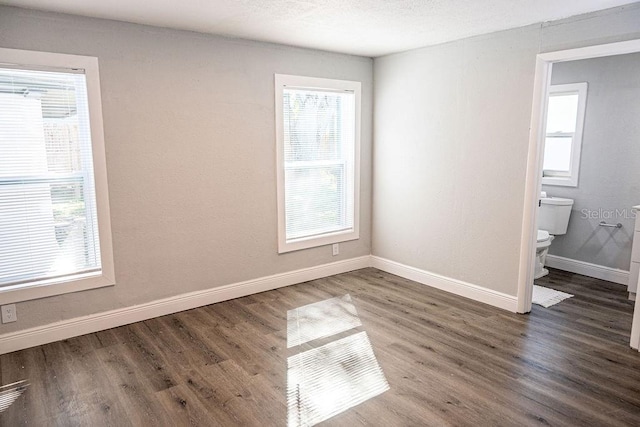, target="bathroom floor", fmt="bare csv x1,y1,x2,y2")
534,267,634,345
1,267,639,426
